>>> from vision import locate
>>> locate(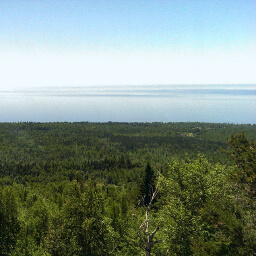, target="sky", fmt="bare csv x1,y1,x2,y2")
0,0,256,89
